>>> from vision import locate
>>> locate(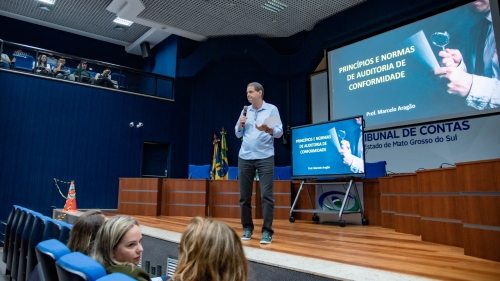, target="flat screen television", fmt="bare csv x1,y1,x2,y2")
291,116,365,179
